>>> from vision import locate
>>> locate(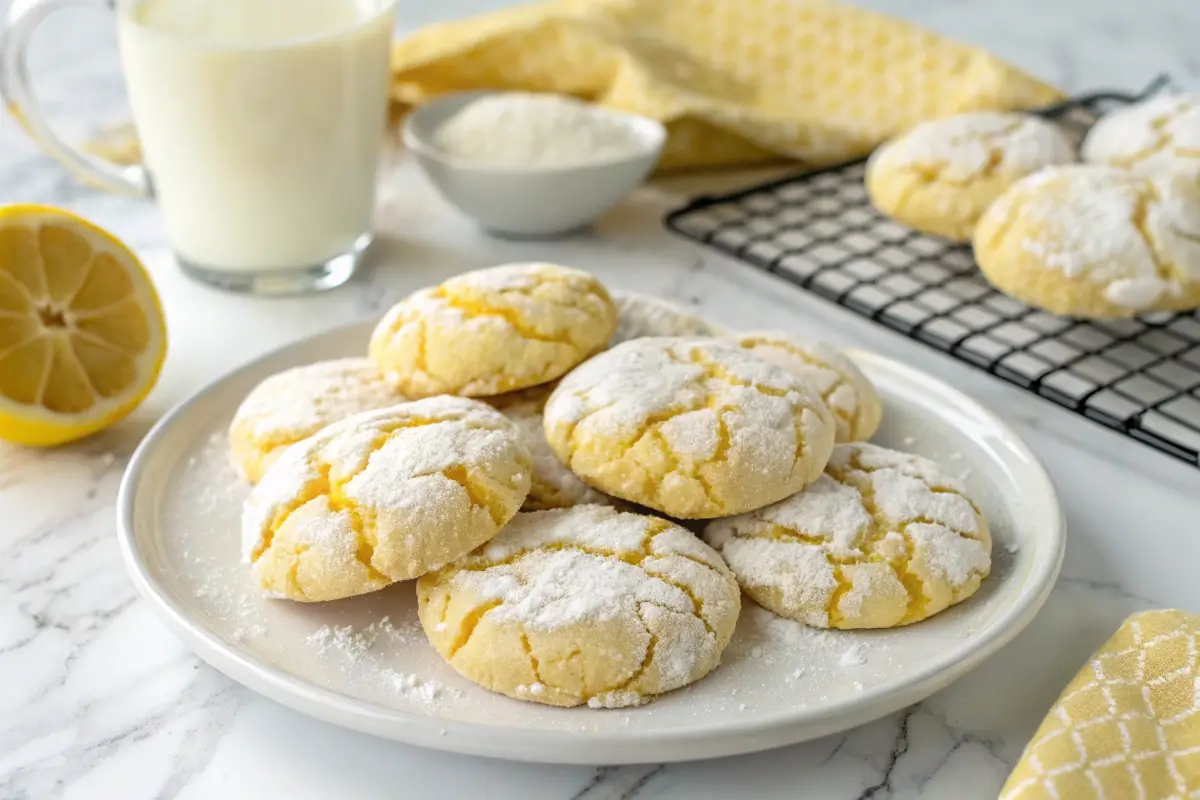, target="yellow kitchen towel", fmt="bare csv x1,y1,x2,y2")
388,0,1063,170
1001,610,1200,800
